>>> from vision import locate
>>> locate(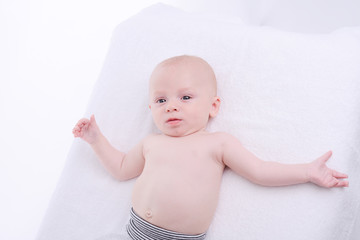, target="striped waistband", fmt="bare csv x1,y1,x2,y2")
126,208,206,240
